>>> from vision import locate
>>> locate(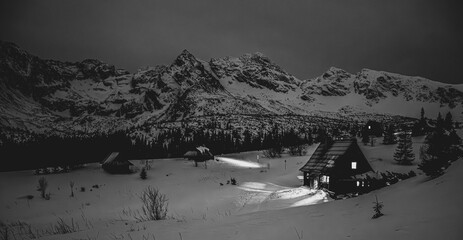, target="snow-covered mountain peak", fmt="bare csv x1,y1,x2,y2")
172,49,198,67
1,42,463,135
